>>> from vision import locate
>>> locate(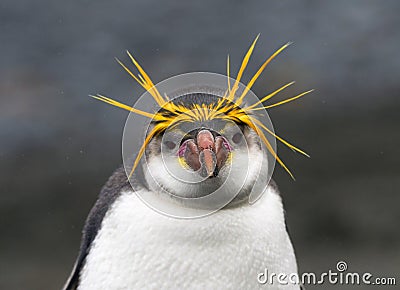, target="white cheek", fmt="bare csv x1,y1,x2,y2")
144,146,266,200
144,155,222,197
